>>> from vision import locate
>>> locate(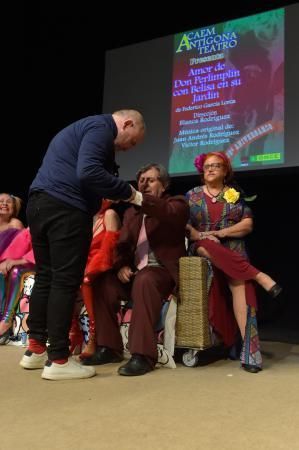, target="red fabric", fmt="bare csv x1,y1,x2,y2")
85,231,105,273
205,194,223,226
28,338,46,354
208,268,238,347
197,239,259,283
81,282,95,325
85,230,120,277
52,359,68,365
207,267,257,347
81,228,120,332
